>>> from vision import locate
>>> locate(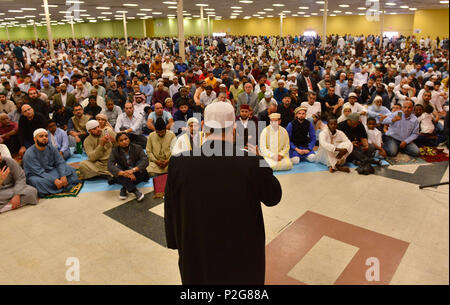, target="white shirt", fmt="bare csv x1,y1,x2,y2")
418,113,435,134
199,91,217,107
366,128,383,147
301,101,322,119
